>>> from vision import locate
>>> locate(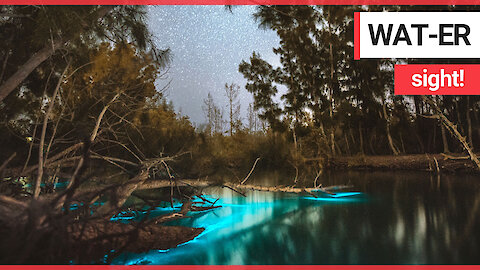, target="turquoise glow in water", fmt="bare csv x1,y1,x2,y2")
113,188,366,265
112,171,480,265
25,181,70,188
